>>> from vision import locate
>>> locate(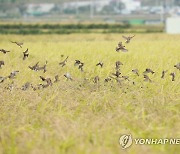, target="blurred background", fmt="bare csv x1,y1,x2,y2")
0,0,180,34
